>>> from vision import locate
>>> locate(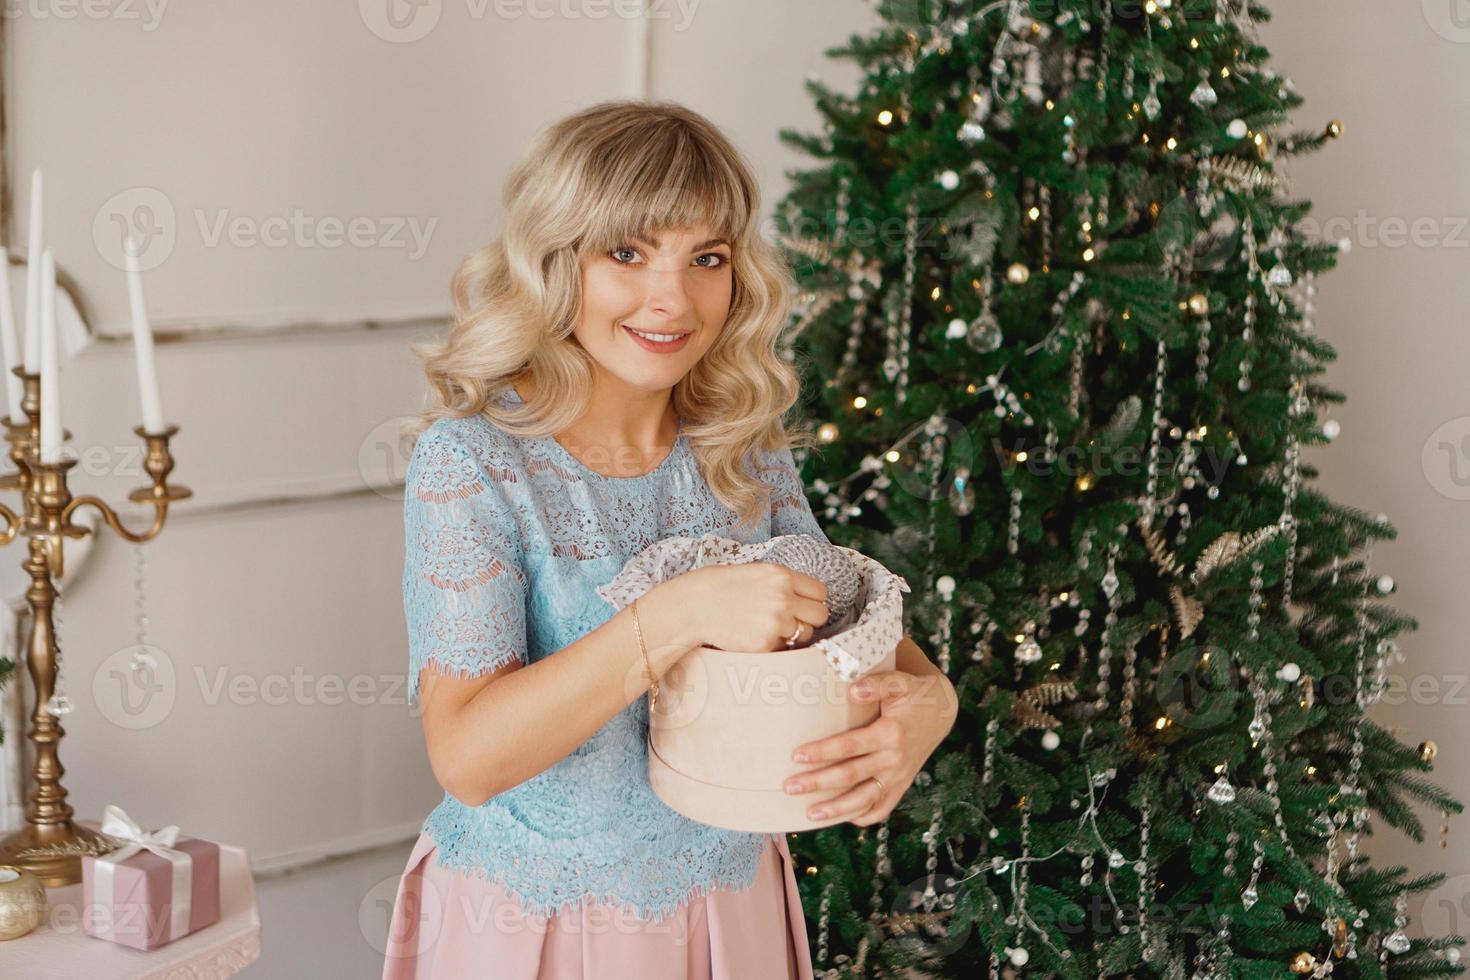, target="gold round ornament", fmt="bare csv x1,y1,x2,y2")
0,865,47,941
1420,740,1438,762
1006,262,1030,285
1325,119,1344,139
817,423,840,443
1290,951,1317,974
1187,293,1210,315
